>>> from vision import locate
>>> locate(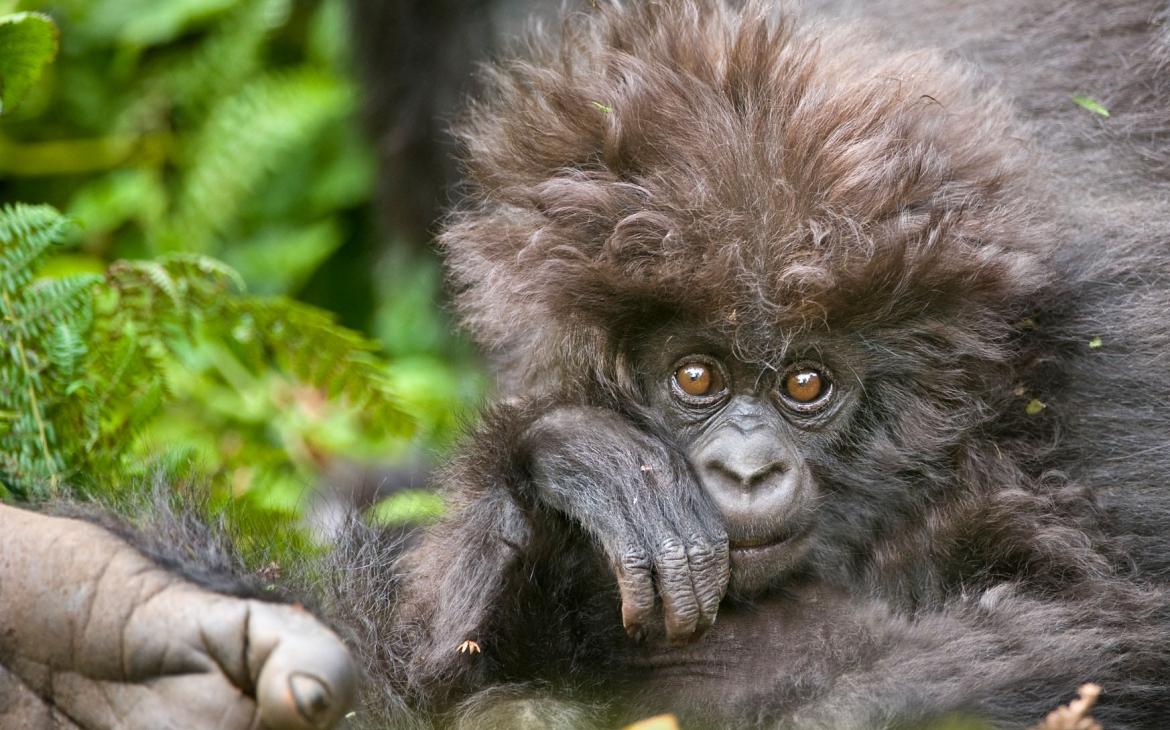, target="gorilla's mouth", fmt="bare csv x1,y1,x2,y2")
728,525,808,554
730,535,782,551
726,526,814,590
